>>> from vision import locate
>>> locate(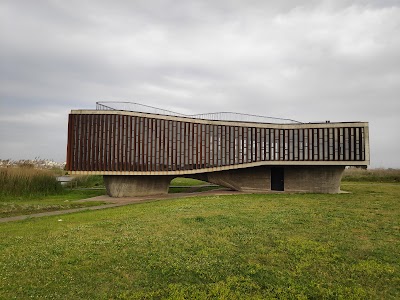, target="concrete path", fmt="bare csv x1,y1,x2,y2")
0,189,241,223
